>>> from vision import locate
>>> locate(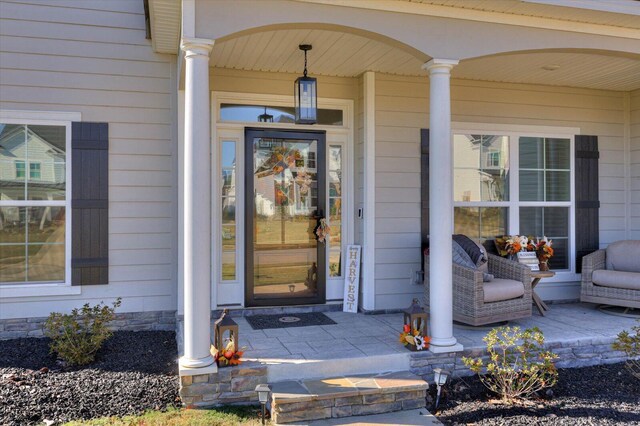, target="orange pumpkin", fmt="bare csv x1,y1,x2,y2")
224,350,234,359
